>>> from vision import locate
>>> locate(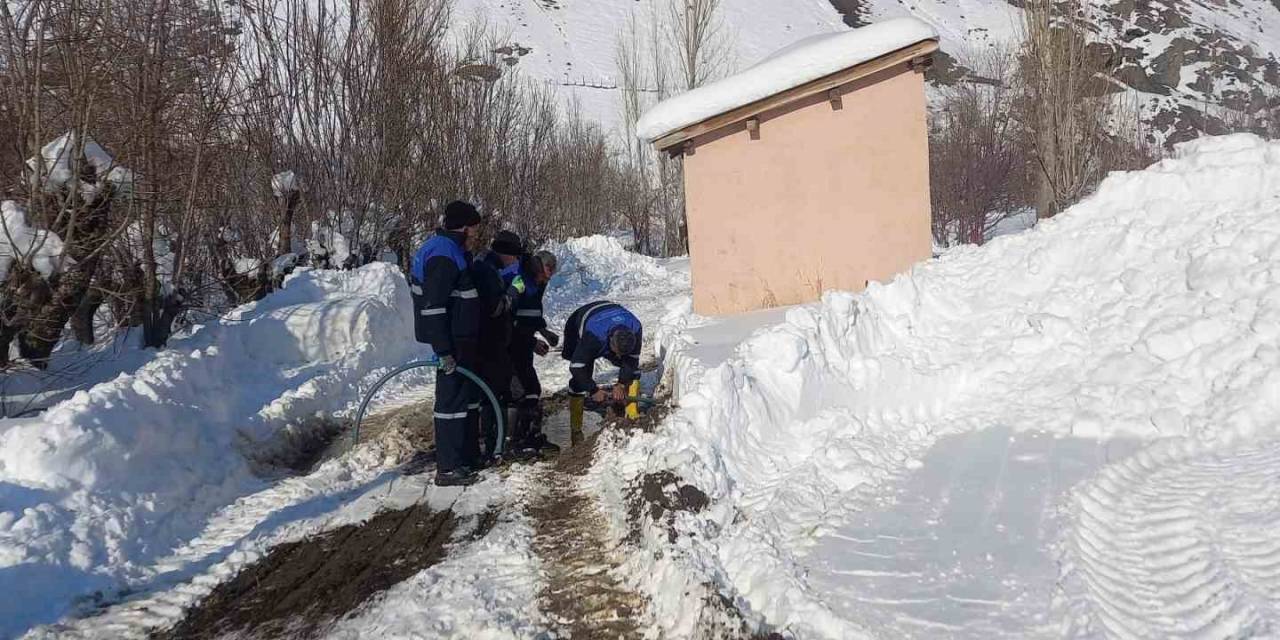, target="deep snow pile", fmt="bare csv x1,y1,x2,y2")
601,134,1280,638
0,263,419,636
